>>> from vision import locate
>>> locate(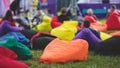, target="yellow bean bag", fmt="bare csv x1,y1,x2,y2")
40,38,88,64
51,21,78,40
100,32,111,40
33,16,52,32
